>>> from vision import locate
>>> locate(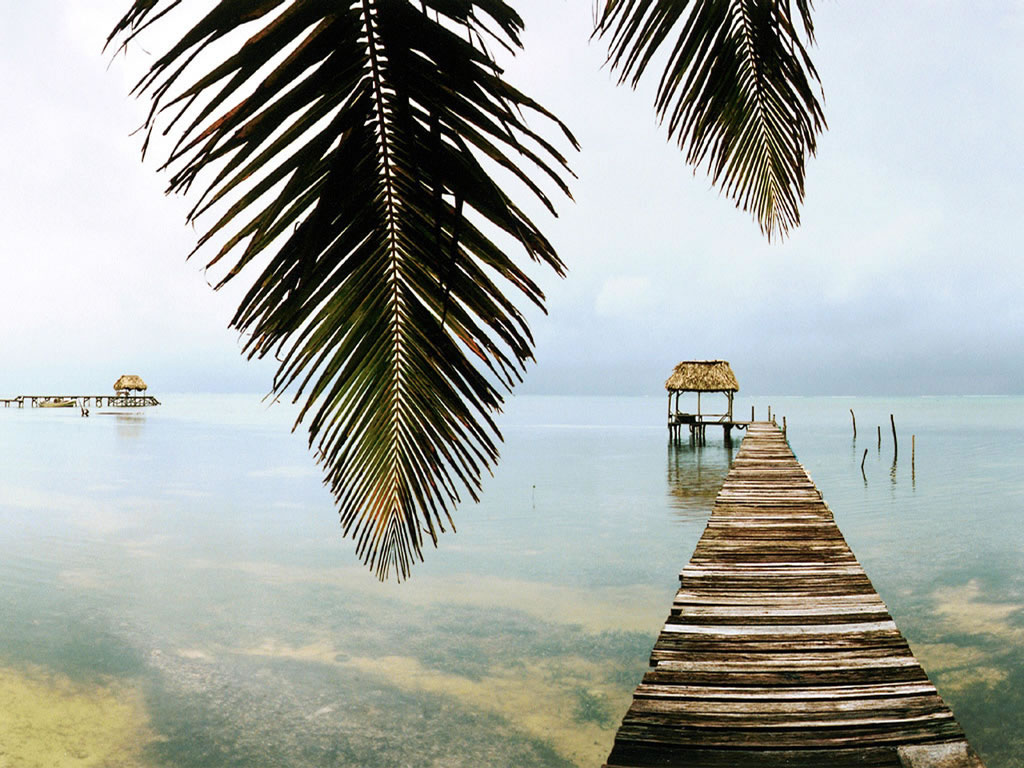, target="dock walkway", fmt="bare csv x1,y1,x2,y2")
604,423,983,768
1,394,160,408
